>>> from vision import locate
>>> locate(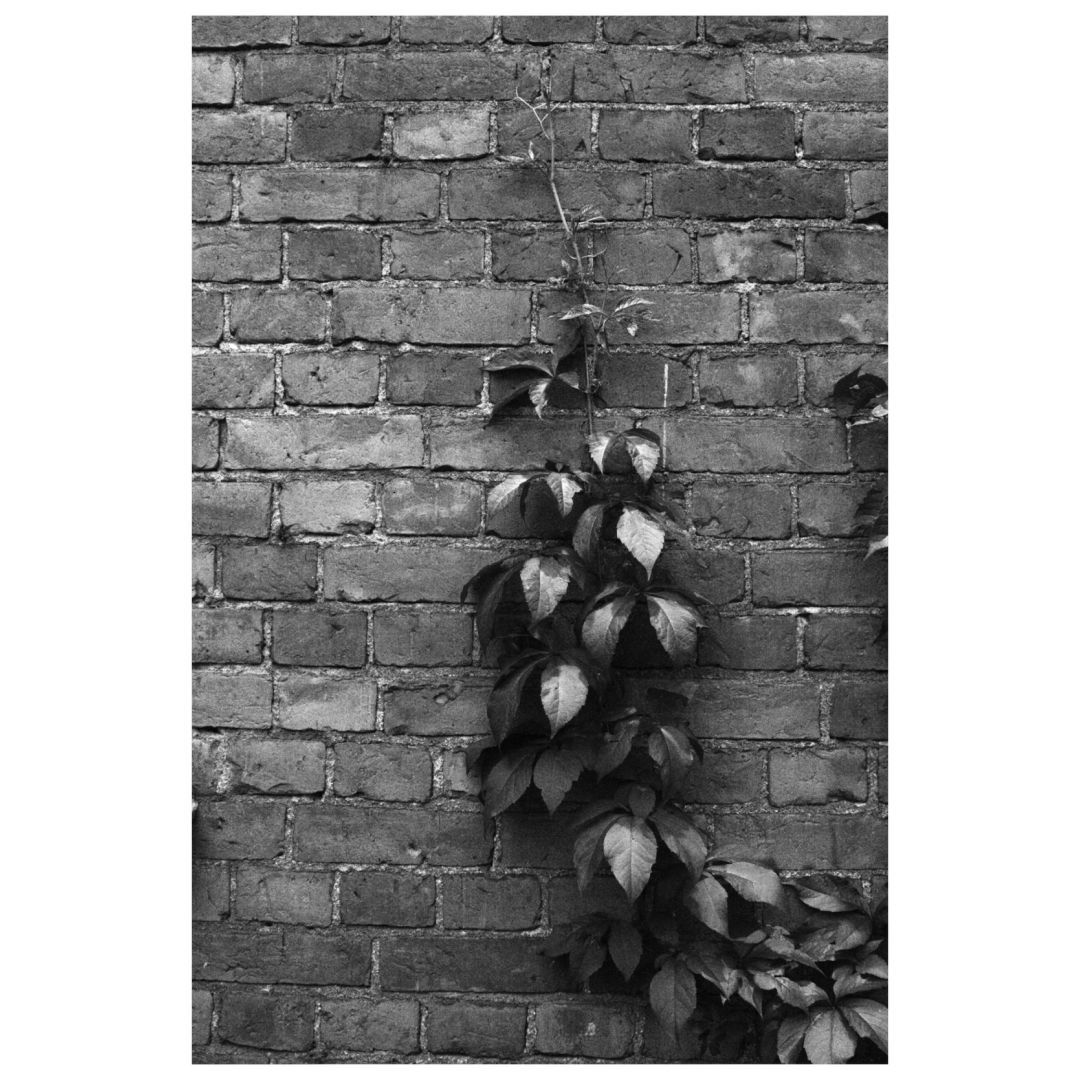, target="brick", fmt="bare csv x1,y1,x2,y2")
805,230,887,283
193,863,230,919
193,802,285,860
551,49,745,104
878,748,888,802
193,54,234,104
193,542,214,598
601,354,692,407
851,170,888,224
281,350,380,404
426,1000,526,1057
683,749,763,804
383,683,490,736
698,229,796,282
683,677,819,739
390,231,484,280
192,608,262,663
597,229,693,284
241,169,439,223
218,992,315,1052
653,167,845,219
382,479,484,535
373,610,473,666
598,110,692,162
290,108,384,162
502,16,595,43
334,743,432,800
192,110,286,163
326,546,491,602
491,231,568,282
277,672,377,732
193,670,272,729
380,937,568,992
385,350,483,404
535,1001,635,1058
711,812,886,870
394,109,489,159
192,482,271,537
320,999,419,1053
234,869,333,924
699,353,799,406
441,875,541,929
604,16,697,44
548,876,632,923
192,16,291,48
430,418,587,470
692,480,792,538
287,229,381,280
804,112,888,161
297,17,391,45
192,292,222,347
243,54,334,104
193,990,213,1044
665,417,846,472
750,292,887,344
193,171,232,222
499,813,575,868
229,288,325,343
753,550,887,607
770,747,868,806
344,53,536,101
805,615,887,671
193,925,371,985
830,679,888,740
442,749,482,797
654,548,744,606
756,55,887,103
400,16,493,44
192,353,275,408
449,167,645,221
192,736,222,794
340,872,436,926
294,806,492,864
280,480,378,536
227,738,325,795
802,348,887,406
807,17,888,45
332,285,530,345
852,420,888,470
225,415,424,470
798,480,884,537
699,616,798,670
221,544,317,601
698,109,795,161
705,16,799,44
271,607,368,667
497,106,591,160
